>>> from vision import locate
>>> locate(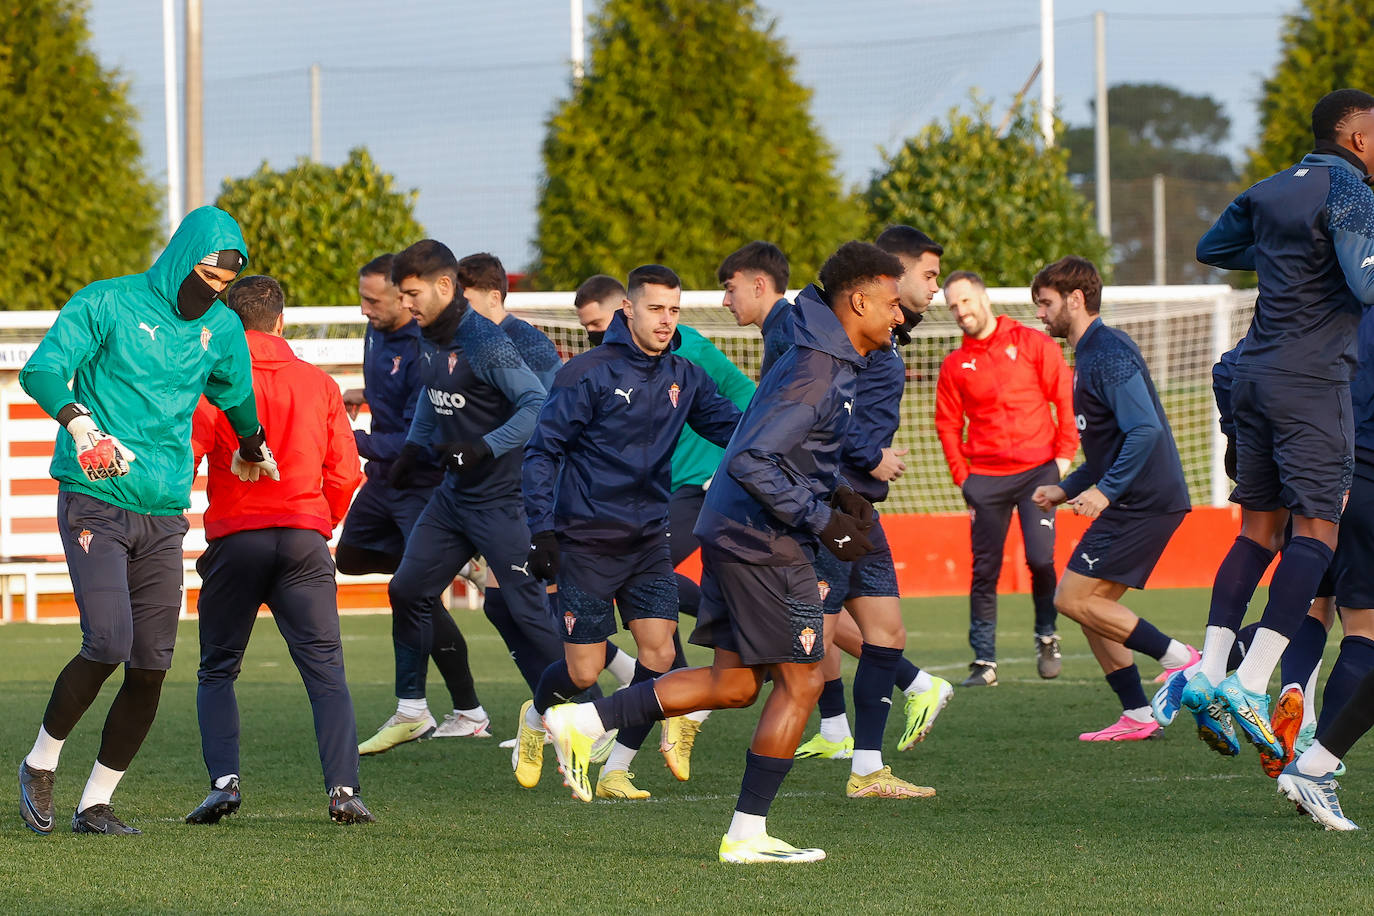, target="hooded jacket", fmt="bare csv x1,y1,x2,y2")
356,319,443,486
192,331,361,540
19,206,258,515
694,285,865,566
670,324,757,492
523,311,742,551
